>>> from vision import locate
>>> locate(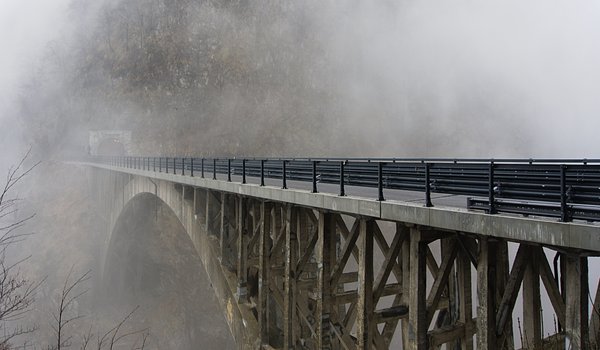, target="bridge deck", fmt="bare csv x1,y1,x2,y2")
81,162,600,253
